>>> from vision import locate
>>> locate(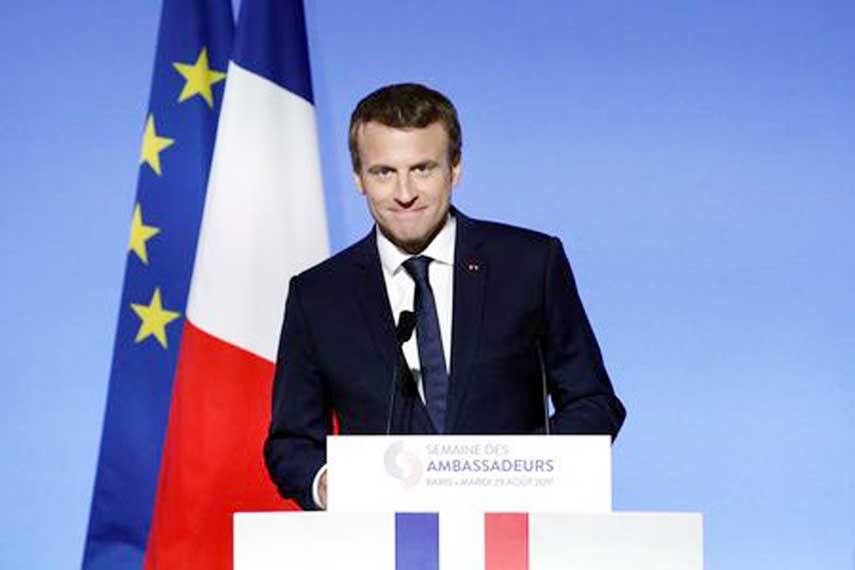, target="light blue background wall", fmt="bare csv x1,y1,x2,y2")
1,1,852,568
